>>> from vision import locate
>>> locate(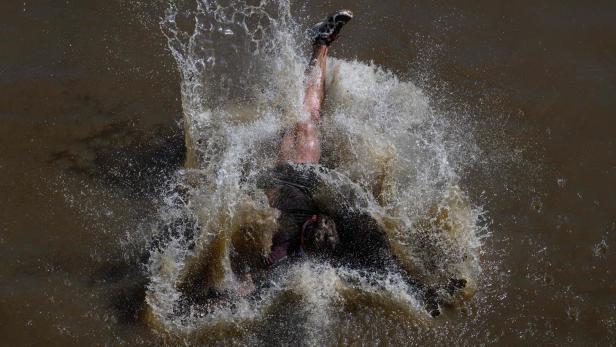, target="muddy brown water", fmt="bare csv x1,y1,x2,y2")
1,0,615,345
